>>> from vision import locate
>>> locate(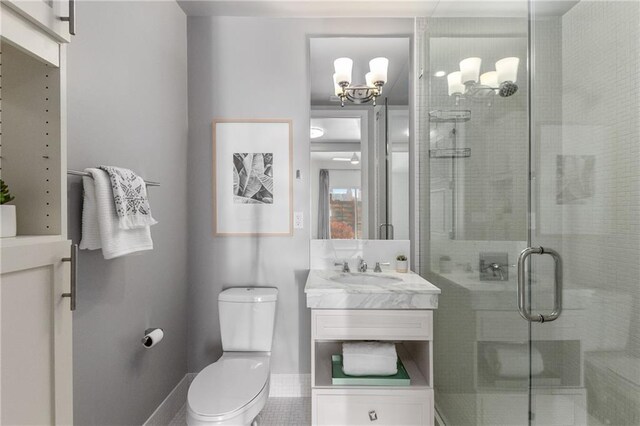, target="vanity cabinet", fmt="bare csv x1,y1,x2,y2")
310,309,435,426
1,5,73,424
